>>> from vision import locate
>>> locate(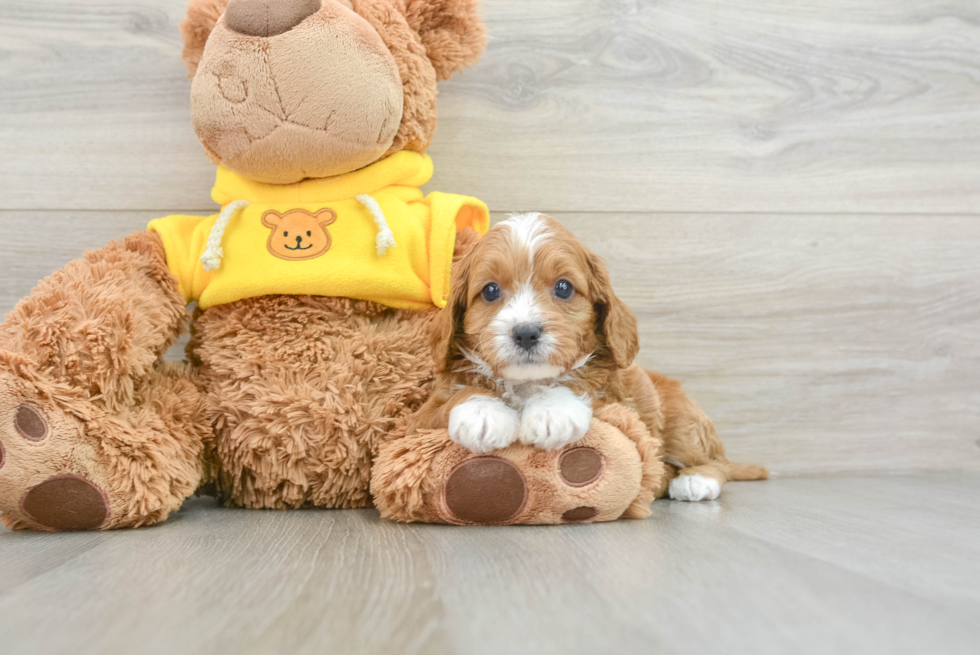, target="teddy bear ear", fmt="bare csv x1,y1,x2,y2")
261,210,282,227
315,208,338,225
179,0,232,79
405,0,487,81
